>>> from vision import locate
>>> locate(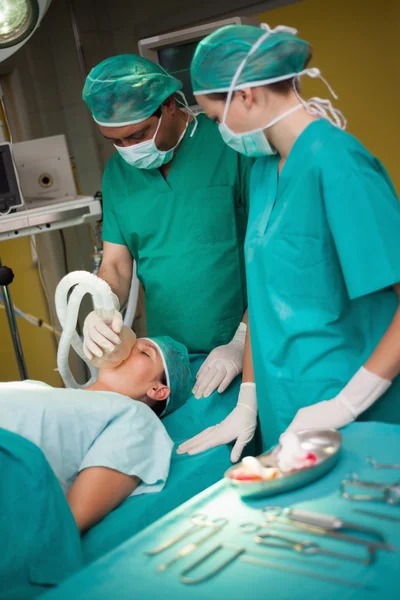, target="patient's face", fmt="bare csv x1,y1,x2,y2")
97,339,166,400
